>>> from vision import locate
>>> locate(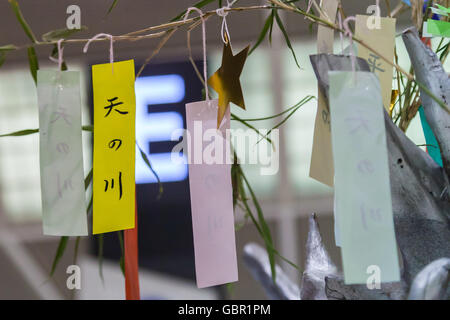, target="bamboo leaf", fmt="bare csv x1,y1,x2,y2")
0,128,38,137
268,9,275,44
0,44,18,51
82,125,93,132
8,0,37,43
98,234,104,282
27,46,39,85
274,11,301,69
117,231,125,276
73,236,81,265
249,13,274,55
42,26,87,42
171,0,216,21
84,168,93,189
240,170,277,281
0,125,92,138
50,236,68,276
137,142,164,199
230,113,273,145
256,95,314,144
107,0,119,15
233,160,276,281
0,52,5,68
234,95,314,122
